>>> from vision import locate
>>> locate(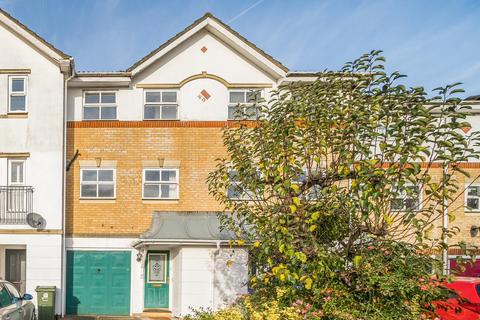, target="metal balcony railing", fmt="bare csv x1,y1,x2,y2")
0,186,33,224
